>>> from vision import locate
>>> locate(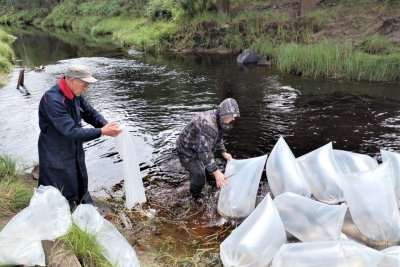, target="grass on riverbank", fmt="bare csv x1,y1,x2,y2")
0,30,15,86
0,0,399,82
